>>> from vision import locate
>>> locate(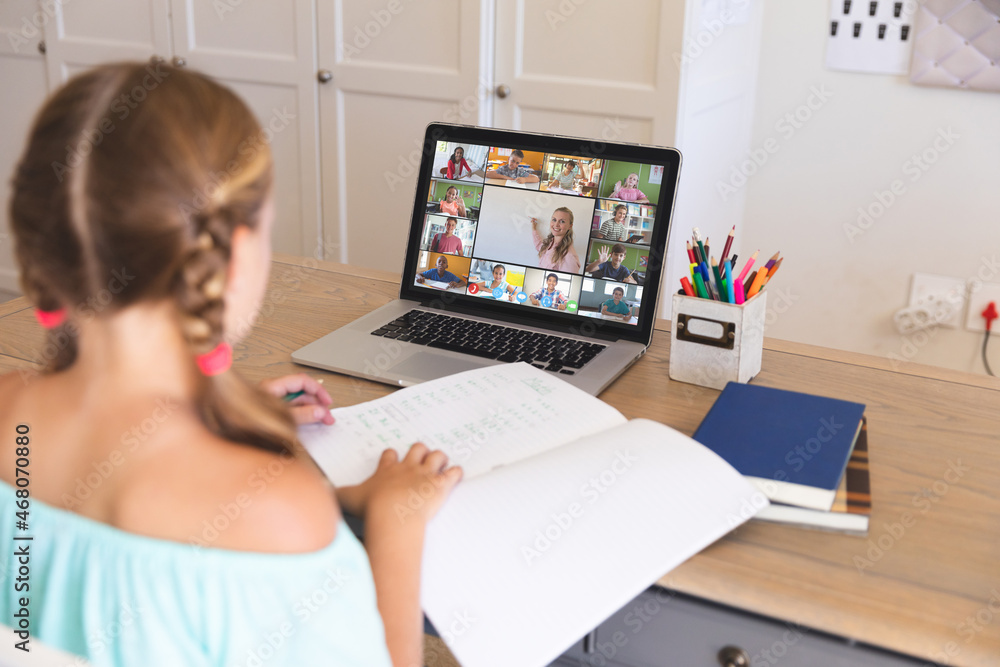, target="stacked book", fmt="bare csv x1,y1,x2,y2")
693,383,871,535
